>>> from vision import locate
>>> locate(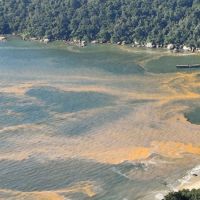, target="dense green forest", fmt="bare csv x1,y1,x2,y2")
0,0,200,46
164,189,200,200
